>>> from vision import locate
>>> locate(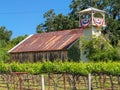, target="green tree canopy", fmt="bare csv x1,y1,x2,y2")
0,26,12,62
0,34,27,63
81,36,119,61
10,35,28,45
0,26,12,43
36,9,78,33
